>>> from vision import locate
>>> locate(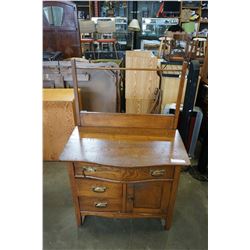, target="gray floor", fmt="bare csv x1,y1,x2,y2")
43,162,208,250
